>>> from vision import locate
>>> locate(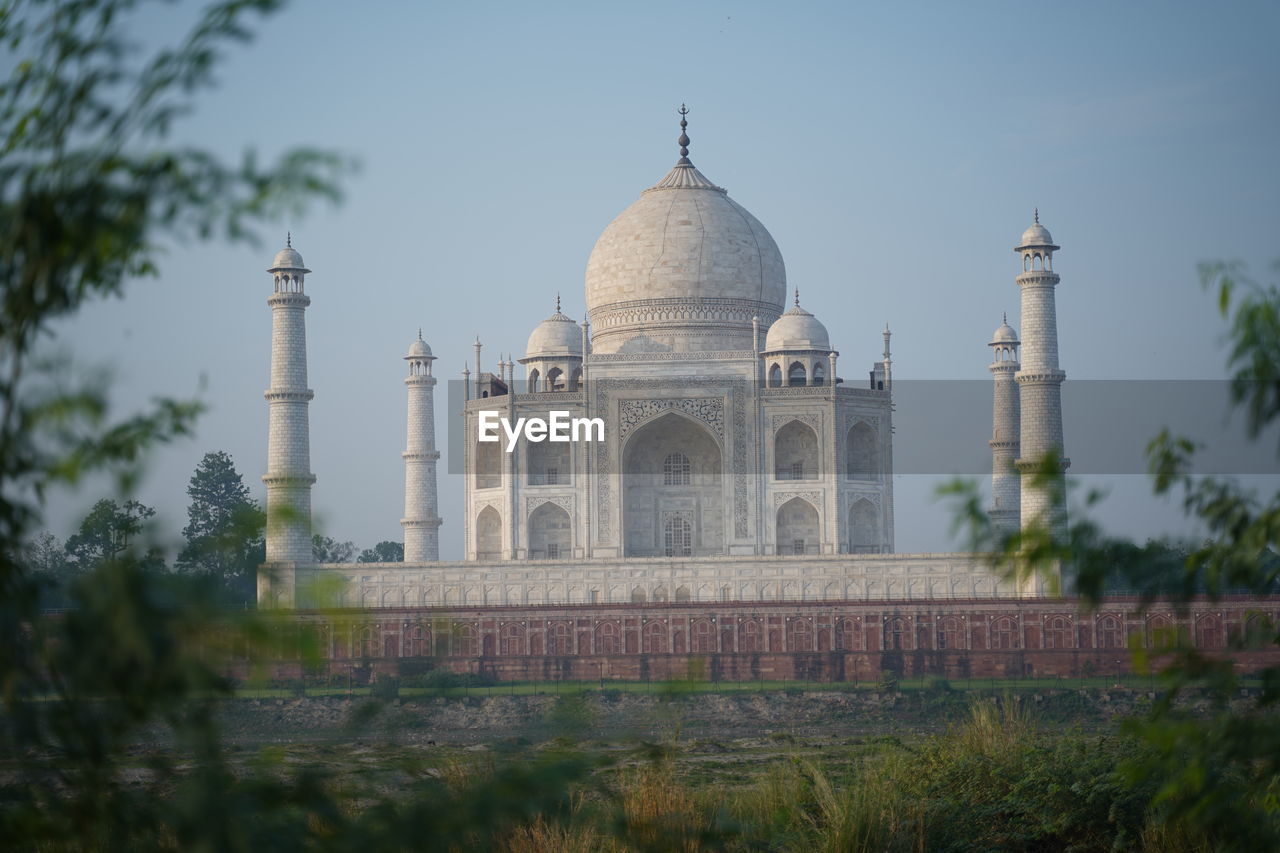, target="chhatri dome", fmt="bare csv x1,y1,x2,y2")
765,291,831,352
1018,209,1056,248
990,313,1019,345
268,233,308,272
407,330,433,358
585,105,787,354
525,295,584,358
